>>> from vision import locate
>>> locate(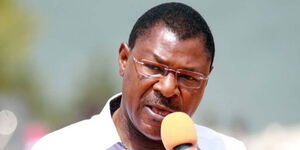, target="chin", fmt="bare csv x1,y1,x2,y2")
143,132,162,141
140,123,162,141
147,134,162,141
